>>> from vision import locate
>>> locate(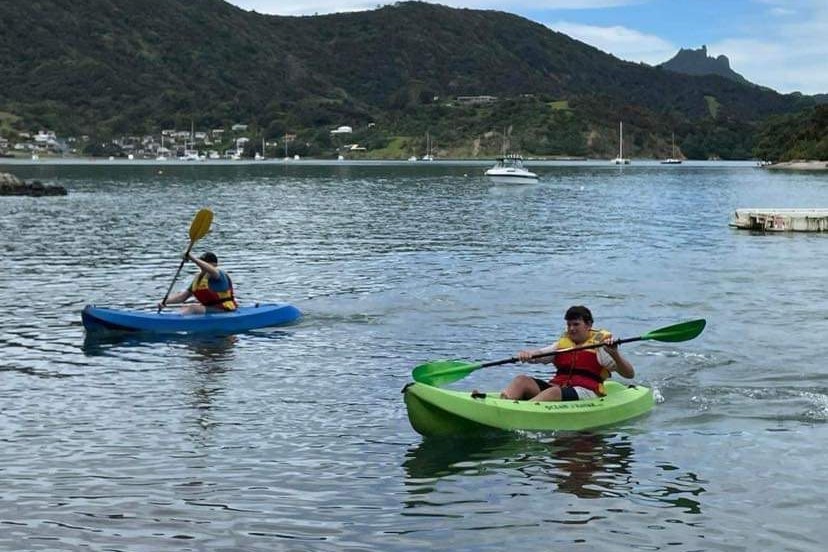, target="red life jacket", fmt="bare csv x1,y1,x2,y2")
190,272,237,311
550,329,612,395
